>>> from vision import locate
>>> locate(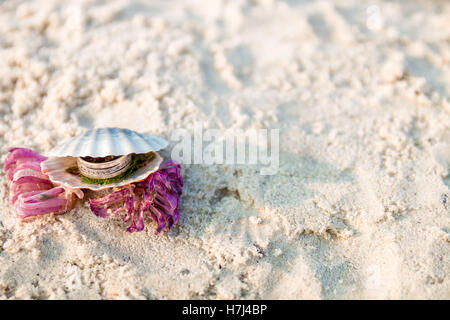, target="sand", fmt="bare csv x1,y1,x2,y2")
0,0,449,299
